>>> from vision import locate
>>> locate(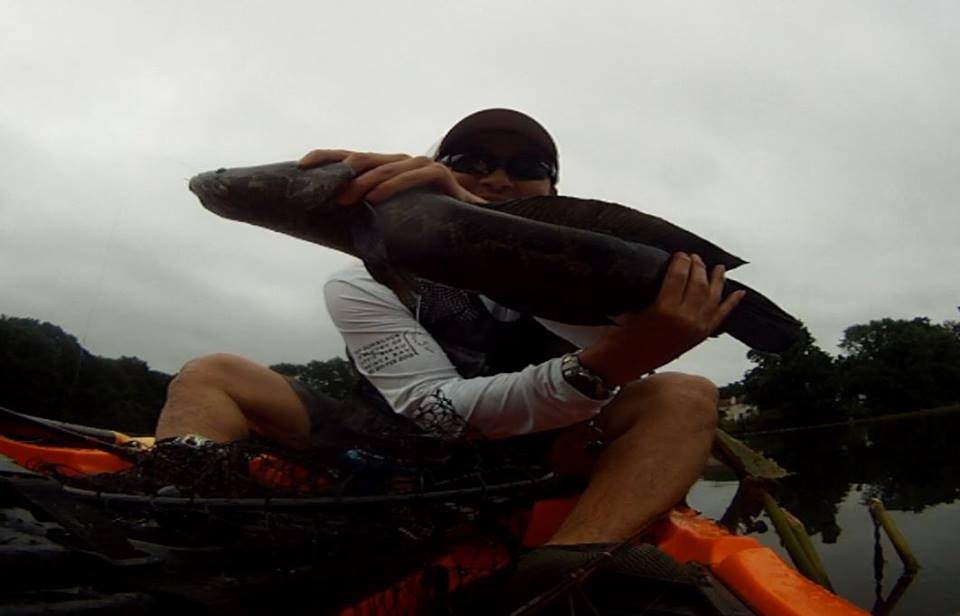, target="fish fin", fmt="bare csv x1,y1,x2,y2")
350,201,421,312
489,195,748,271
